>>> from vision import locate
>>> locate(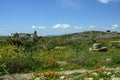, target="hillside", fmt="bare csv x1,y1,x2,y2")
42,30,120,47
0,30,120,80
